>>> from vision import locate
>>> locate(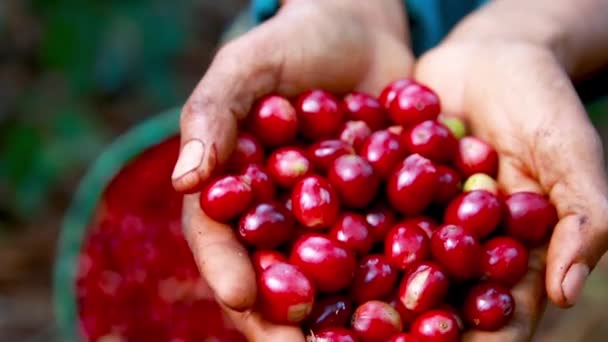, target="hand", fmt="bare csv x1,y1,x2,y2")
173,1,414,340
415,39,608,341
